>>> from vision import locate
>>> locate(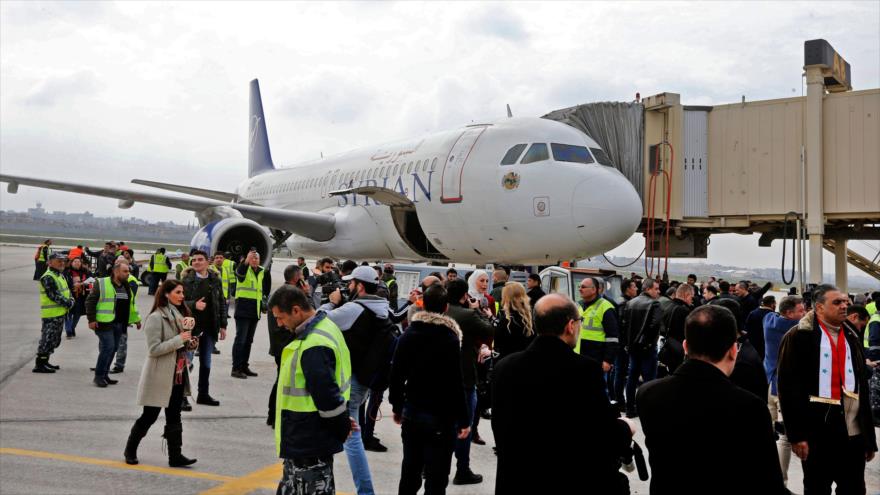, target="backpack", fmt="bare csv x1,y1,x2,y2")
347,301,399,389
